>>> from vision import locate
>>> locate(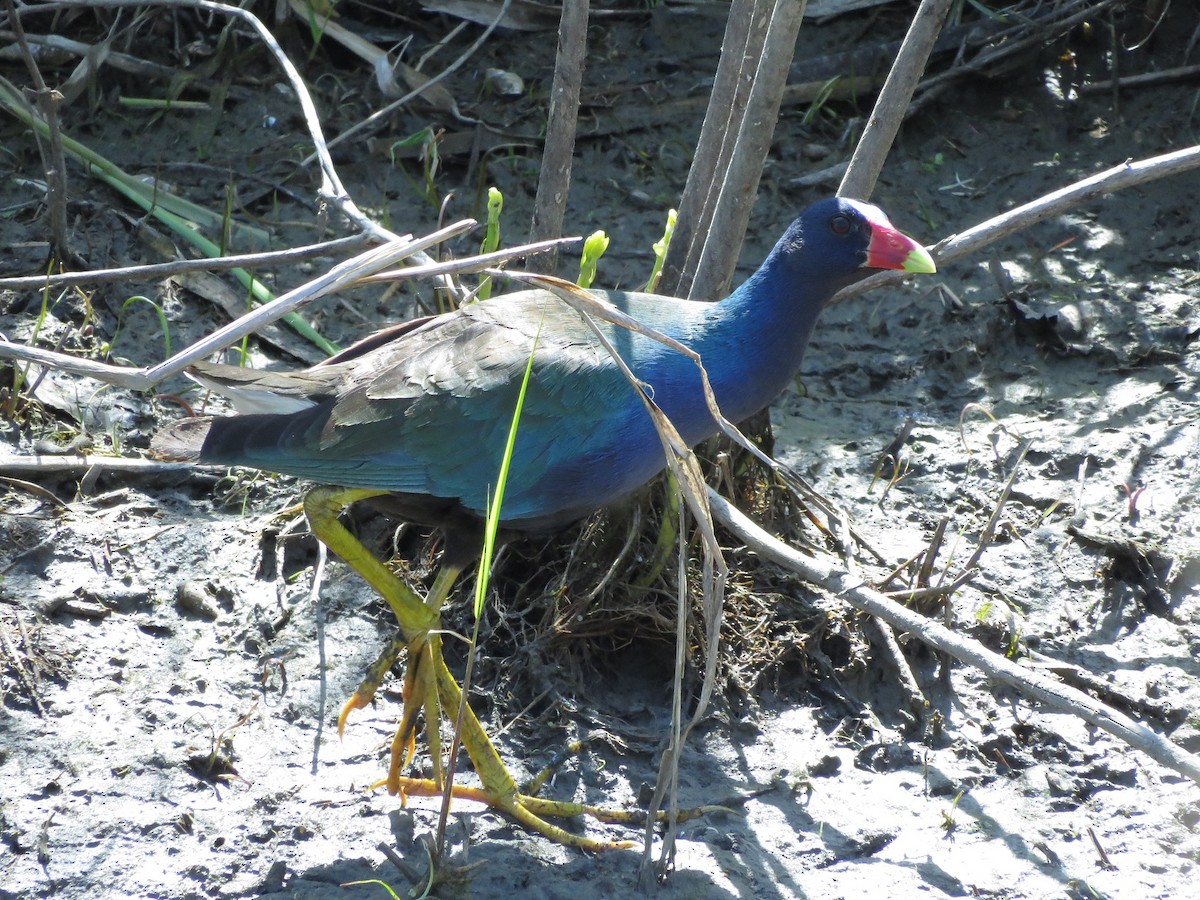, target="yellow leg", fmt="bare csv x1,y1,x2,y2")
305,486,644,852
337,567,463,785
